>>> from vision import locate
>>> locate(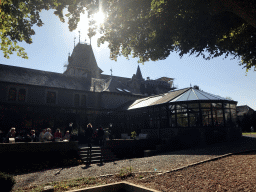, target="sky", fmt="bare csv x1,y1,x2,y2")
0,9,256,110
